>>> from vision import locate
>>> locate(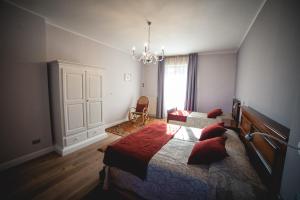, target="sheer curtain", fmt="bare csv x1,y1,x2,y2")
164,56,188,115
